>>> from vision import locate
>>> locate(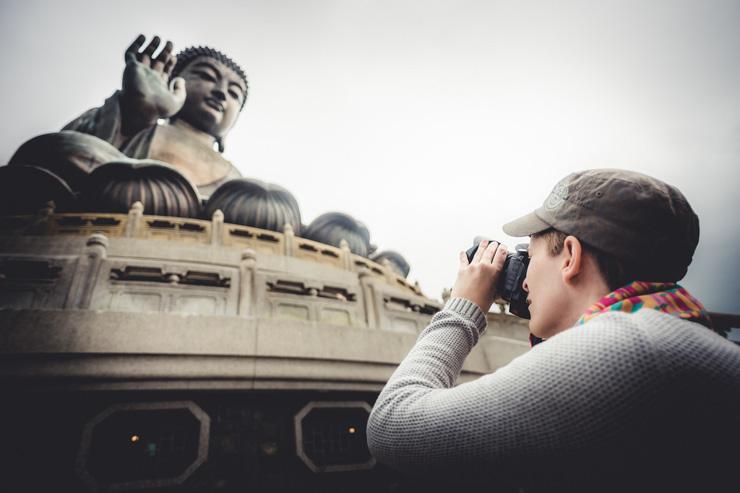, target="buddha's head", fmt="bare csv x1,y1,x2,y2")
170,47,248,150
